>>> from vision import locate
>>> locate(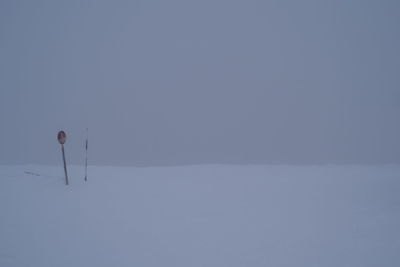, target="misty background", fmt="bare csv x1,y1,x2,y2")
0,0,399,166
